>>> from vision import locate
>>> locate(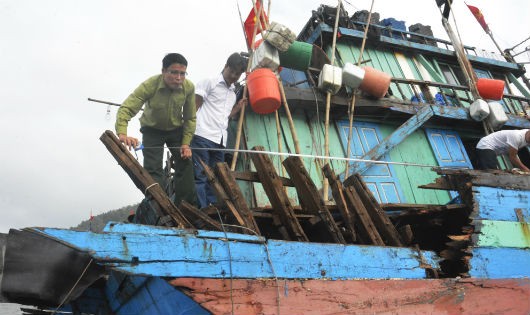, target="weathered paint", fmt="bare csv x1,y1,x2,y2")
168,277,530,315
473,219,530,248
244,108,348,207
385,127,451,205
472,186,530,221
469,247,530,278
105,274,209,315
350,106,434,174
34,223,438,280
